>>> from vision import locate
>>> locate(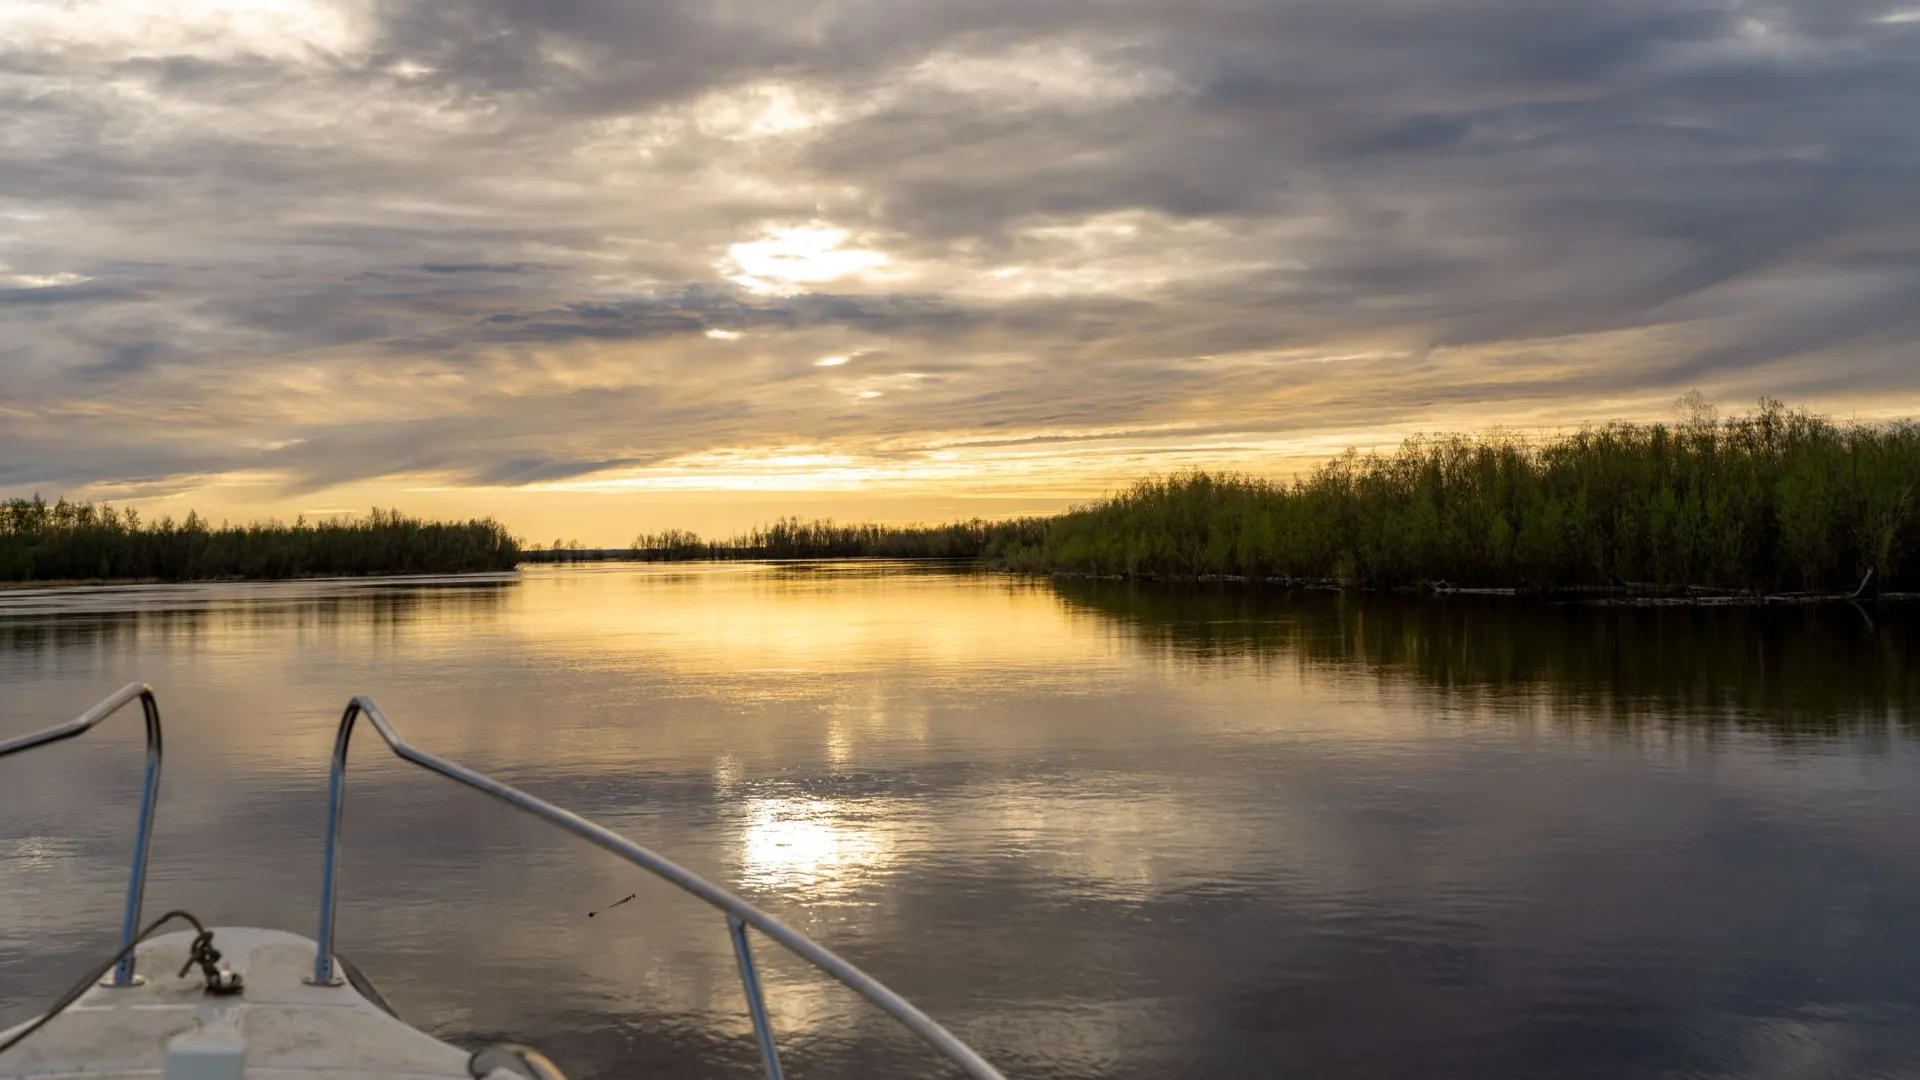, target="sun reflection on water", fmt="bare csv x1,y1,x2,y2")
737,796,896,896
